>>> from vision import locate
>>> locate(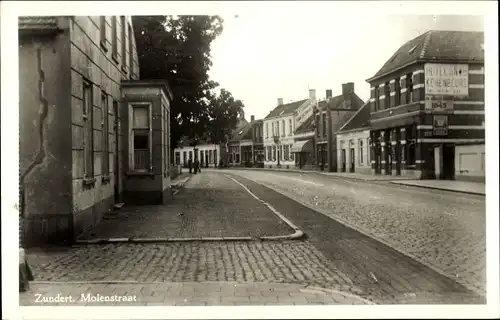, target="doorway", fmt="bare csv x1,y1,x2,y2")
442,144,455,180
395,144,401,175
341,149,346,172
350,148,355,172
